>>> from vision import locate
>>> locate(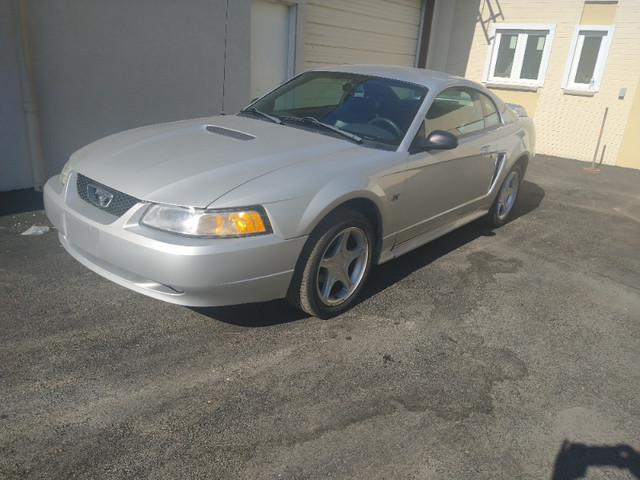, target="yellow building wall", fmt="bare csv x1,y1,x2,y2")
488,89,540,119
581,2,617,24
457,0,640,168
617,81,640,169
